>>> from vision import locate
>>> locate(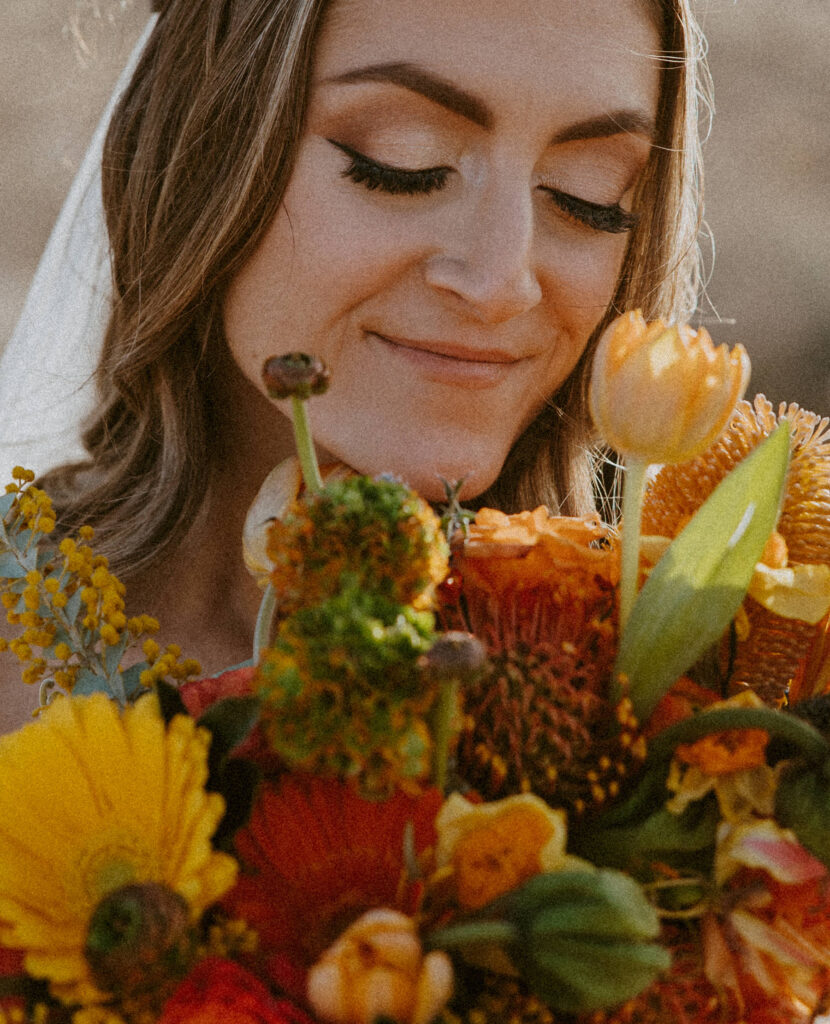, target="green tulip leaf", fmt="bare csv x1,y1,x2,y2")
617,422,791,719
